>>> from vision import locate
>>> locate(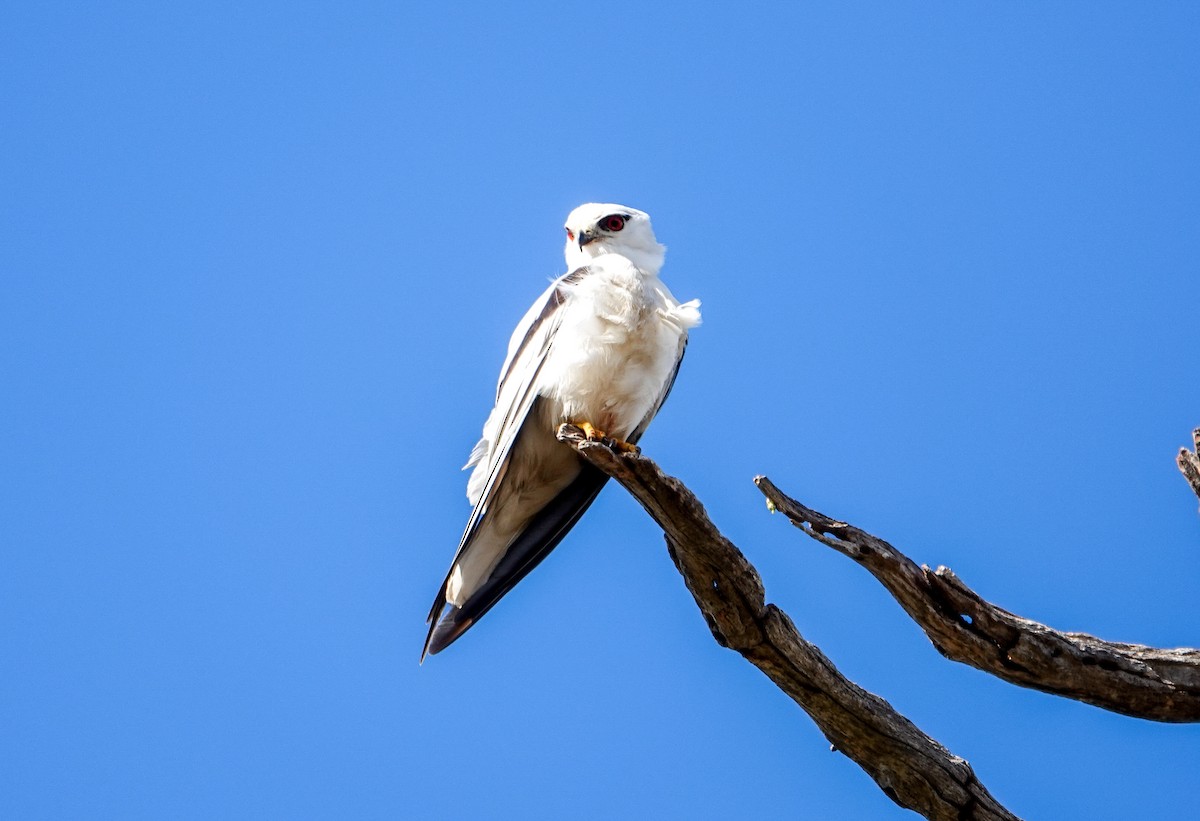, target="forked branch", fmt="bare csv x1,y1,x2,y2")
557,425,1018,821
